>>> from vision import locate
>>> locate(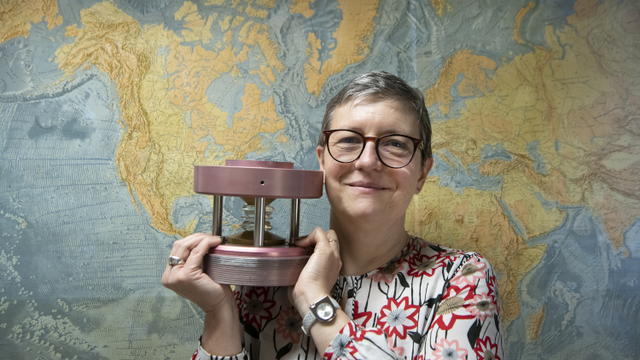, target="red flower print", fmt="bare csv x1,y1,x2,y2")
388,336,405,356
486,272,498,296
435,249,464,263
343,321,358,336
340,321,365,341
253,286,269,295
325,333,355,360
433,338,468,360
352,300,372,327
474,337,501,360
234,289,243,313
465,293,497,321
343,321,383,342
443,283,474,301
378,297,420,339
409,237,429,253
413,355,424,360
367,261,407,284
430,286,475,331
407,253,446,277
451,258,487,287
243,288,276,328
275,307,303,344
